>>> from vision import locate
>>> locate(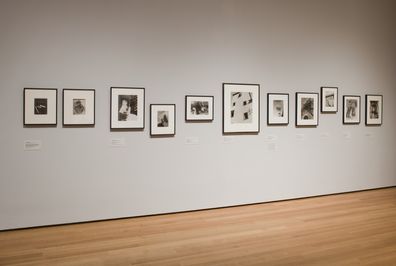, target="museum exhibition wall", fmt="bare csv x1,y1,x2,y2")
0,0,395,230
